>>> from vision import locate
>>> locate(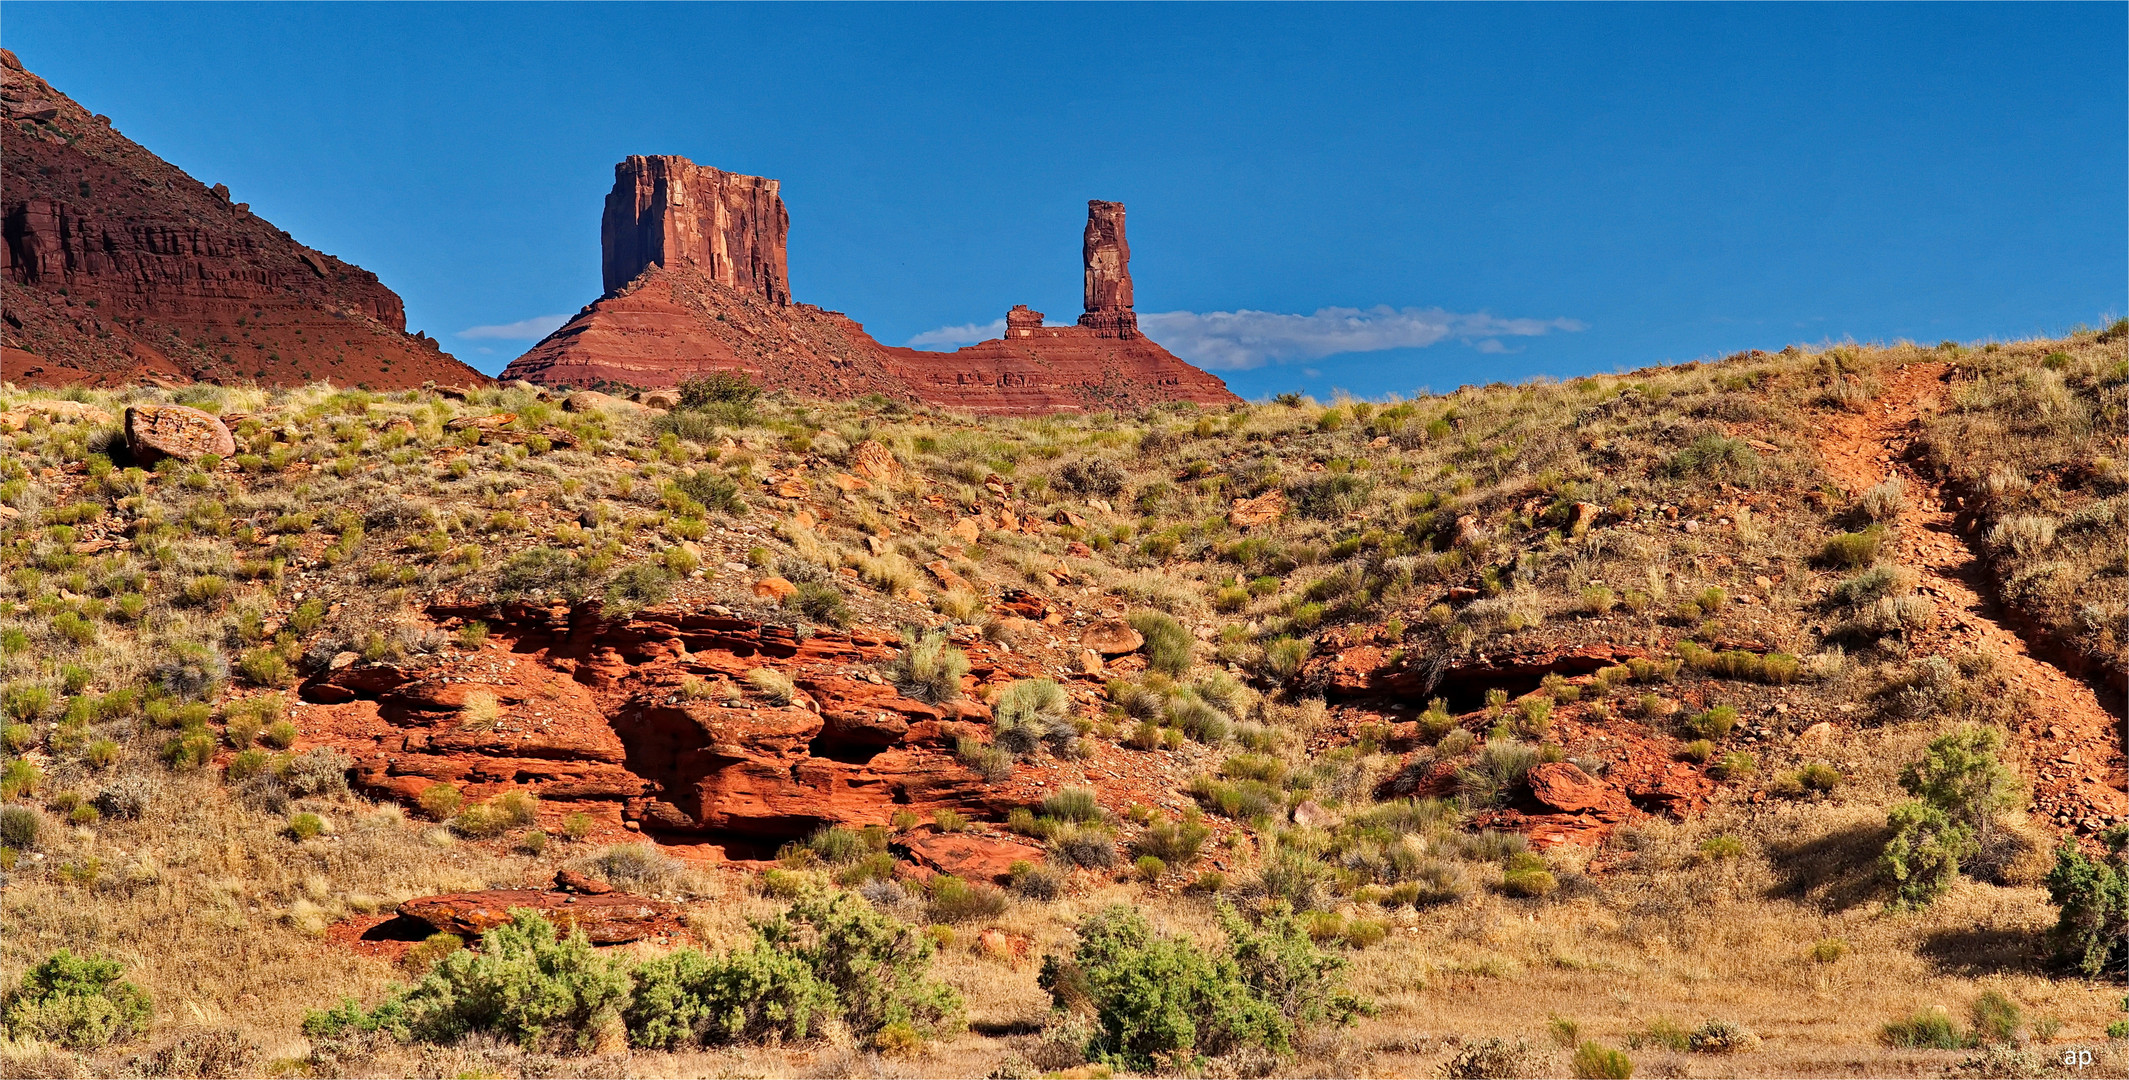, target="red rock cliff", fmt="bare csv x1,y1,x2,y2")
602,156,791,303
0,49,485,389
